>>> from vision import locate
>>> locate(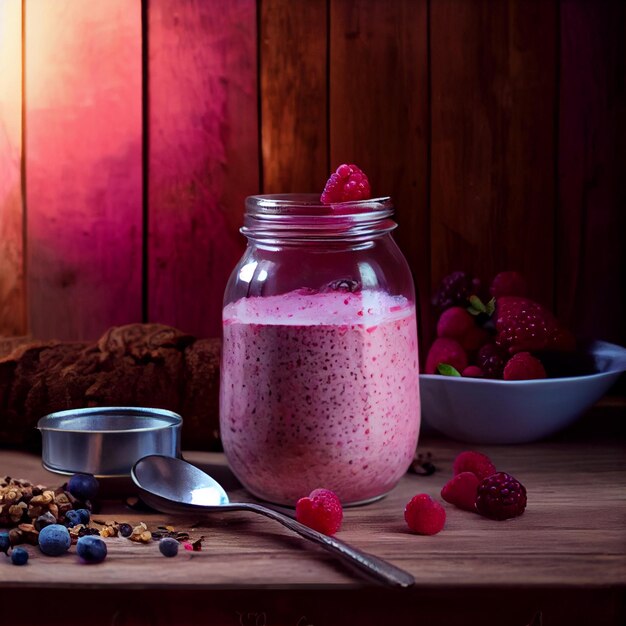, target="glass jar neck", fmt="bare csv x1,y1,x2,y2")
242,194,397,244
